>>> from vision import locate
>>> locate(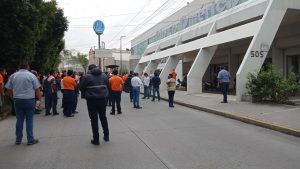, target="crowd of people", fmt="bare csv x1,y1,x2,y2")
0,63,179,146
